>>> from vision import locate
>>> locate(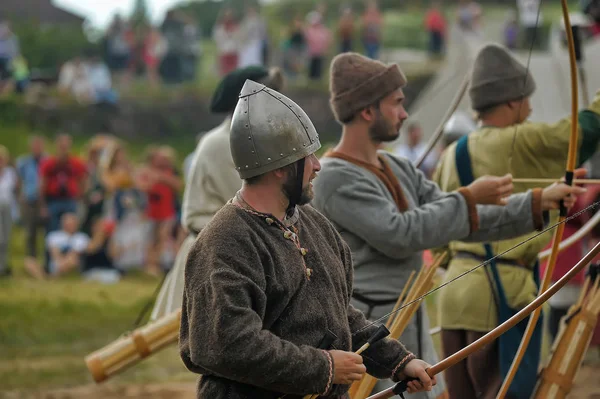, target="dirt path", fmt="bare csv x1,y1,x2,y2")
3,363,599,399
0,383,197,399
568,362,600,398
